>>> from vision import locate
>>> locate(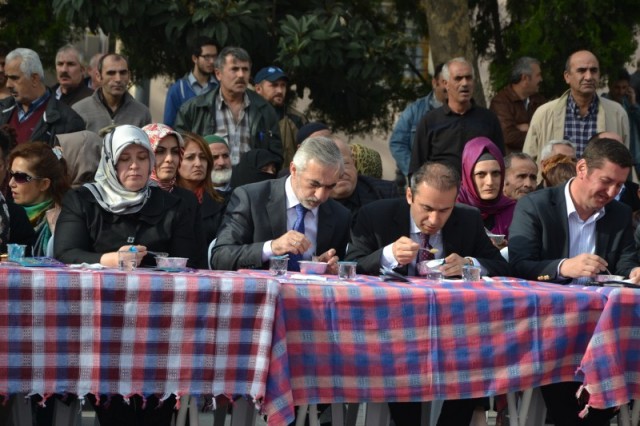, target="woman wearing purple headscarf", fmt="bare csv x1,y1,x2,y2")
457,136,515,239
